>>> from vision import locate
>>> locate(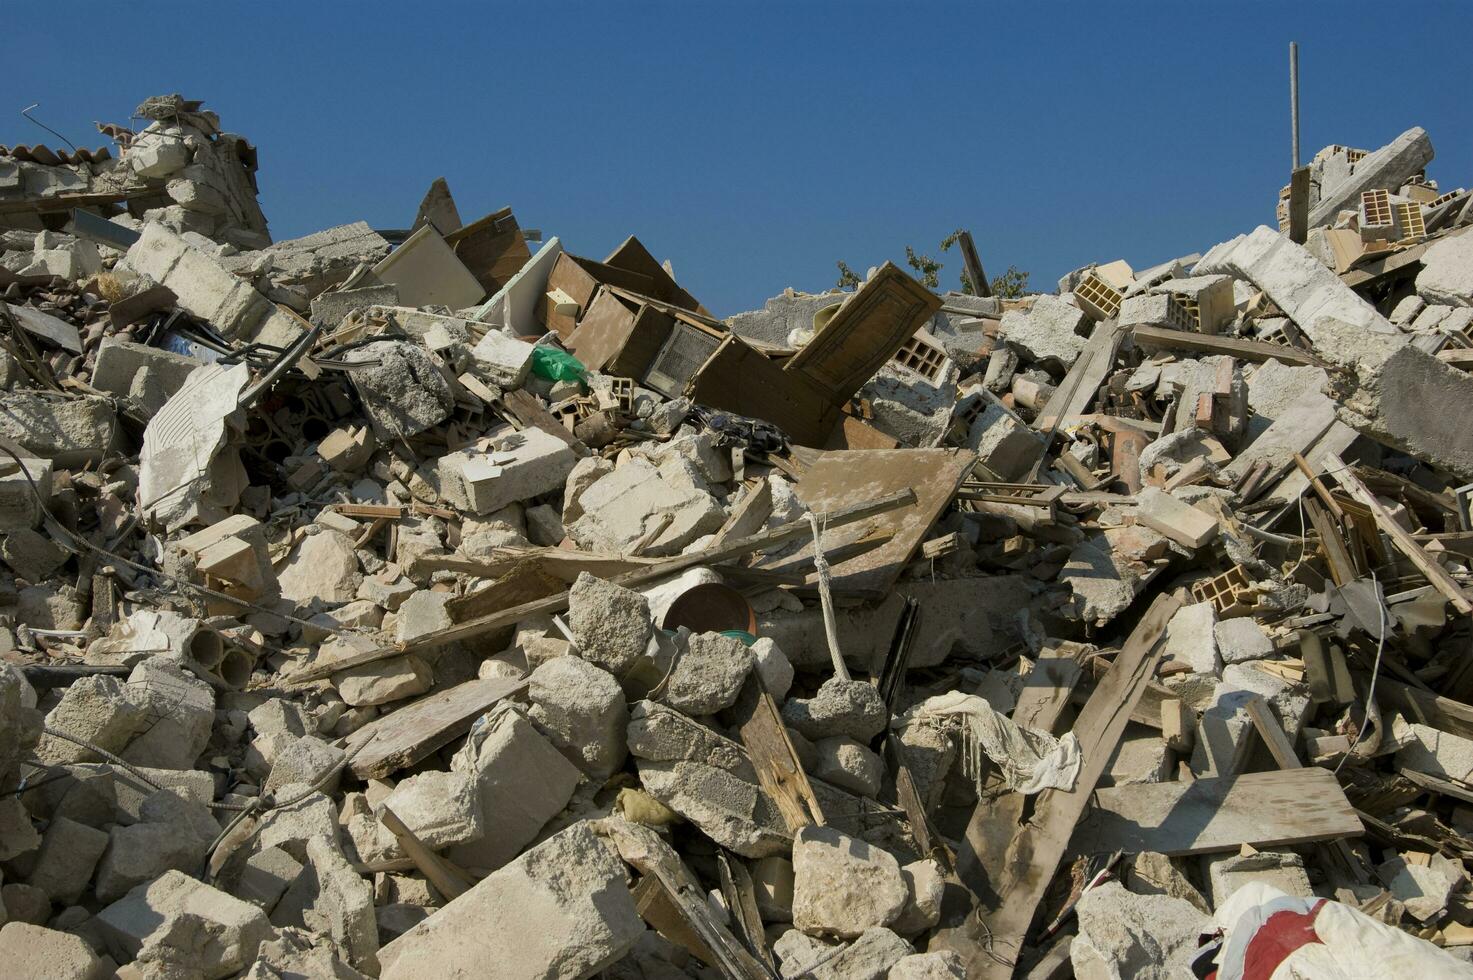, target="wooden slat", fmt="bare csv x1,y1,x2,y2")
1329,453,1473,615
730,675,824,832
342,677,527,779
1071,769,1363,856
1131,324,1328,367
1244,694,1302,770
